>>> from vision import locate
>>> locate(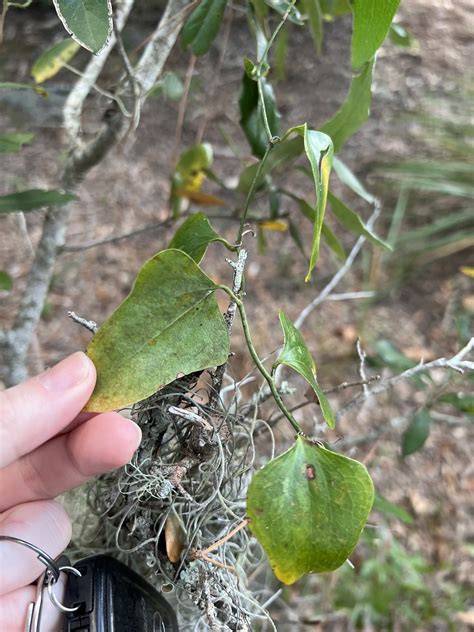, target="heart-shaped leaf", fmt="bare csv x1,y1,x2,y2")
247,436,374,583
168,213,232,263
85,249,230,412
274,311,335,428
